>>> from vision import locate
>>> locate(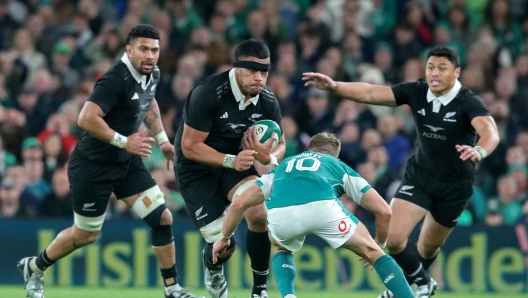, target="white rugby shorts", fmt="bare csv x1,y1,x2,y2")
267,199,359,252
